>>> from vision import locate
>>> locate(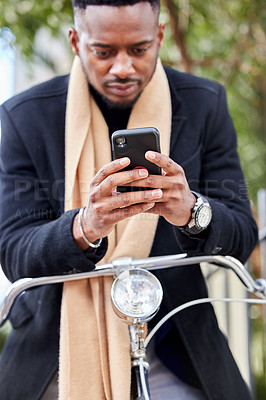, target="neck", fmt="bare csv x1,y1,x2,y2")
89,85,132,135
